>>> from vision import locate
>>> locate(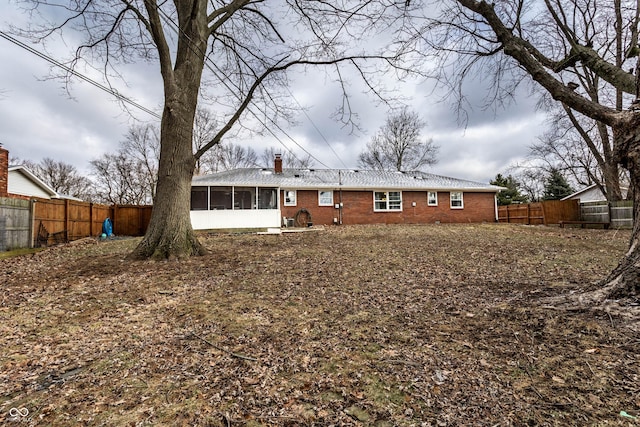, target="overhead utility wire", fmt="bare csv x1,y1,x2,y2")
205,60,333,169
286,86,348,169
154,7,333,169
0,30,161,119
